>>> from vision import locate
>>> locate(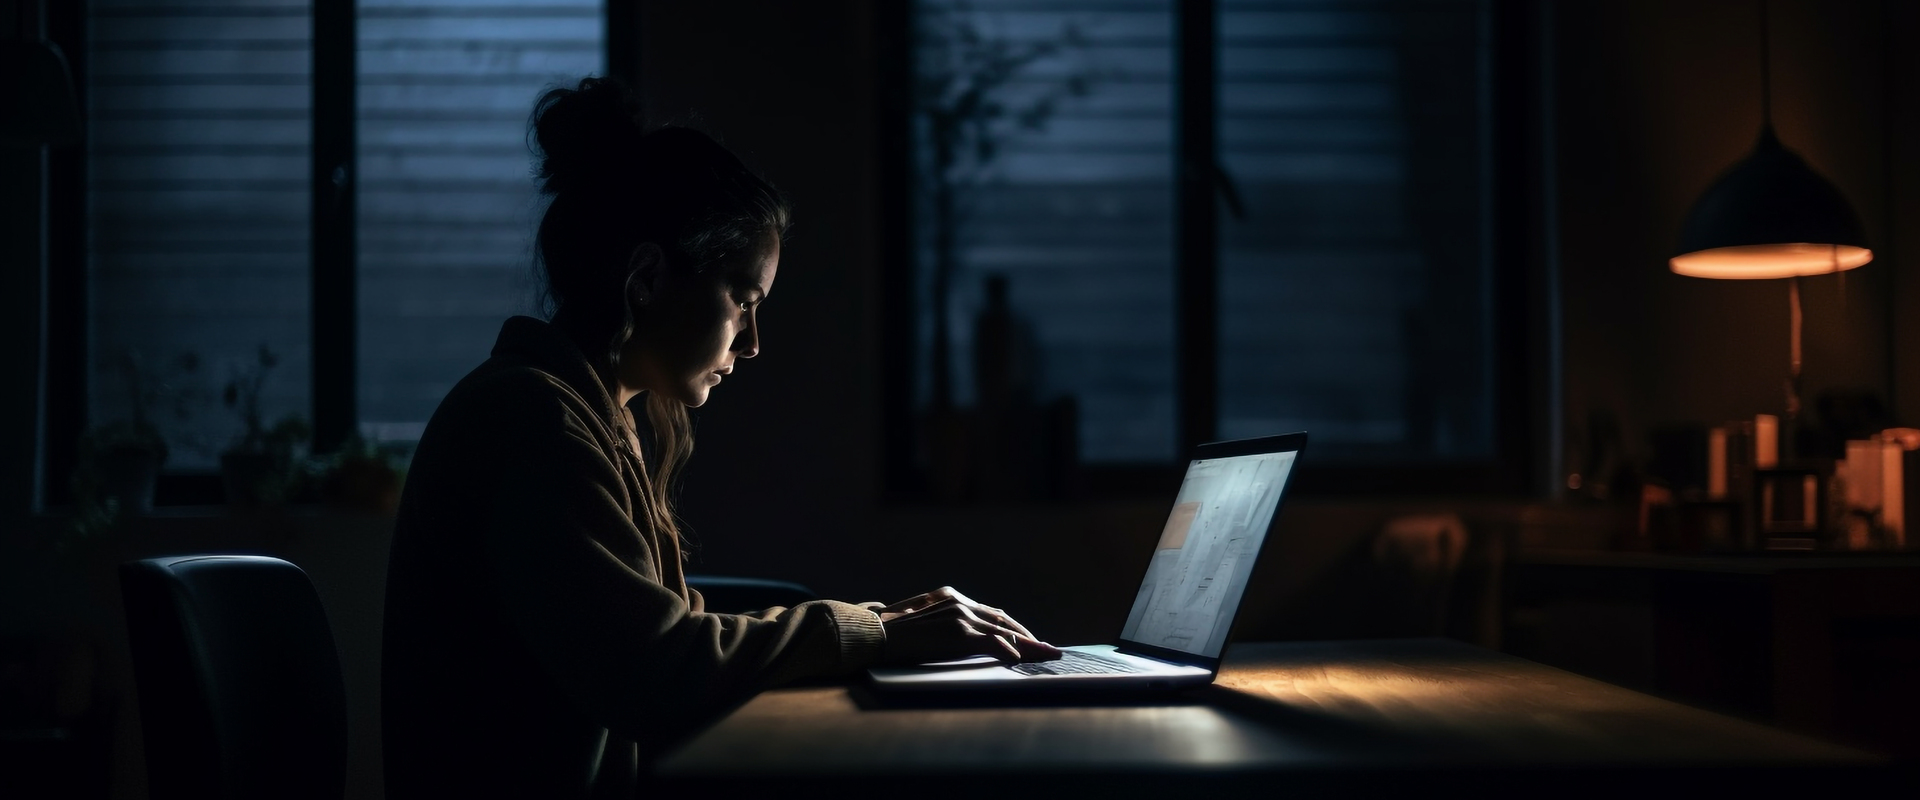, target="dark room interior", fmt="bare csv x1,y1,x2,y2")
3,0,1918,797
